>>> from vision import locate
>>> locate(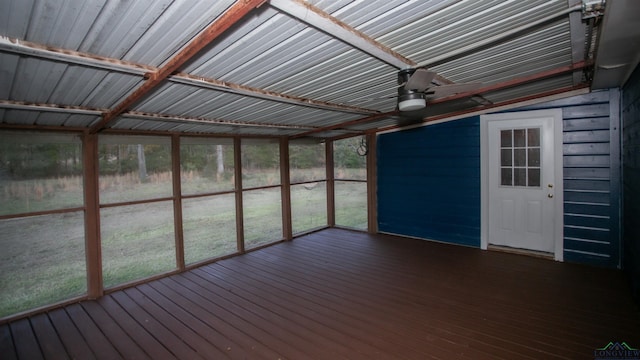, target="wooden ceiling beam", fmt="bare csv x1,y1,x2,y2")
428,60,591,105
0,100,105,115
293,60,591,138
270,0,415,69
170,73,378,115
291,110,399,139
125,111,317,130
0,37,375,115
88,0,268,134
0,100,315,131
376,84,591,133
0,36,152,75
